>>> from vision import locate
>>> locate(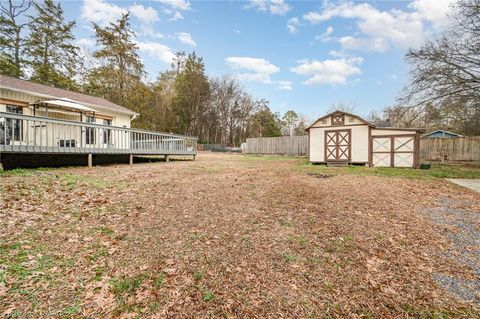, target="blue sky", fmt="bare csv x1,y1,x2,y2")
60,0,453,119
